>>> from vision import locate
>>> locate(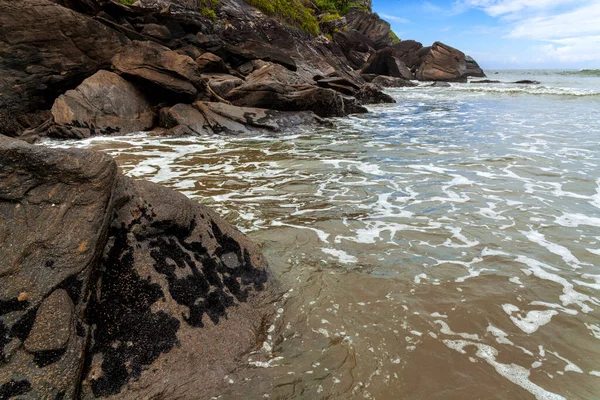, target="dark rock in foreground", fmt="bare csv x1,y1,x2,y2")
0,135,273,399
